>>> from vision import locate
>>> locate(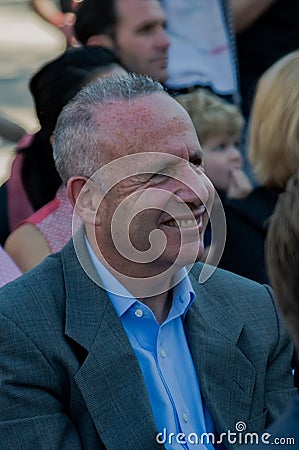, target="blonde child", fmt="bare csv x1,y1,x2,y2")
176,89,252,199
